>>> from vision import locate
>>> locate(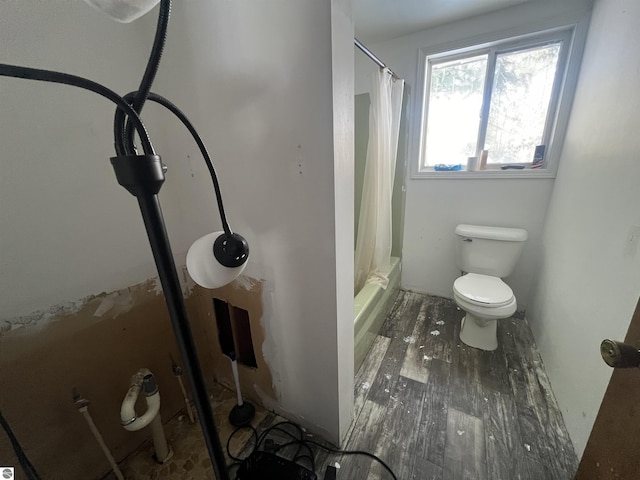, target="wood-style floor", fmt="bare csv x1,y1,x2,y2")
337,290,578,479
